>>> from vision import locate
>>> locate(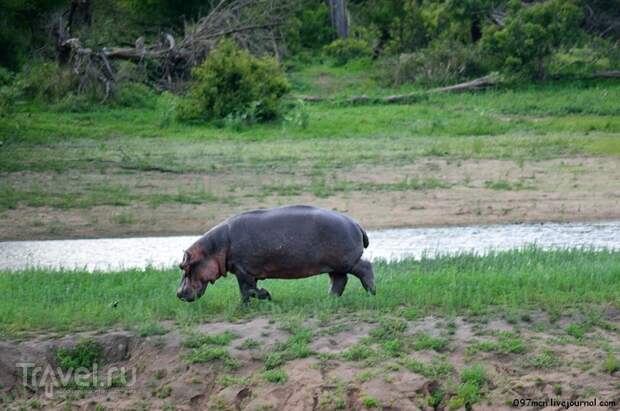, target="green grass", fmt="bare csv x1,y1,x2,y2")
263,369,288,384
0,249,618,336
